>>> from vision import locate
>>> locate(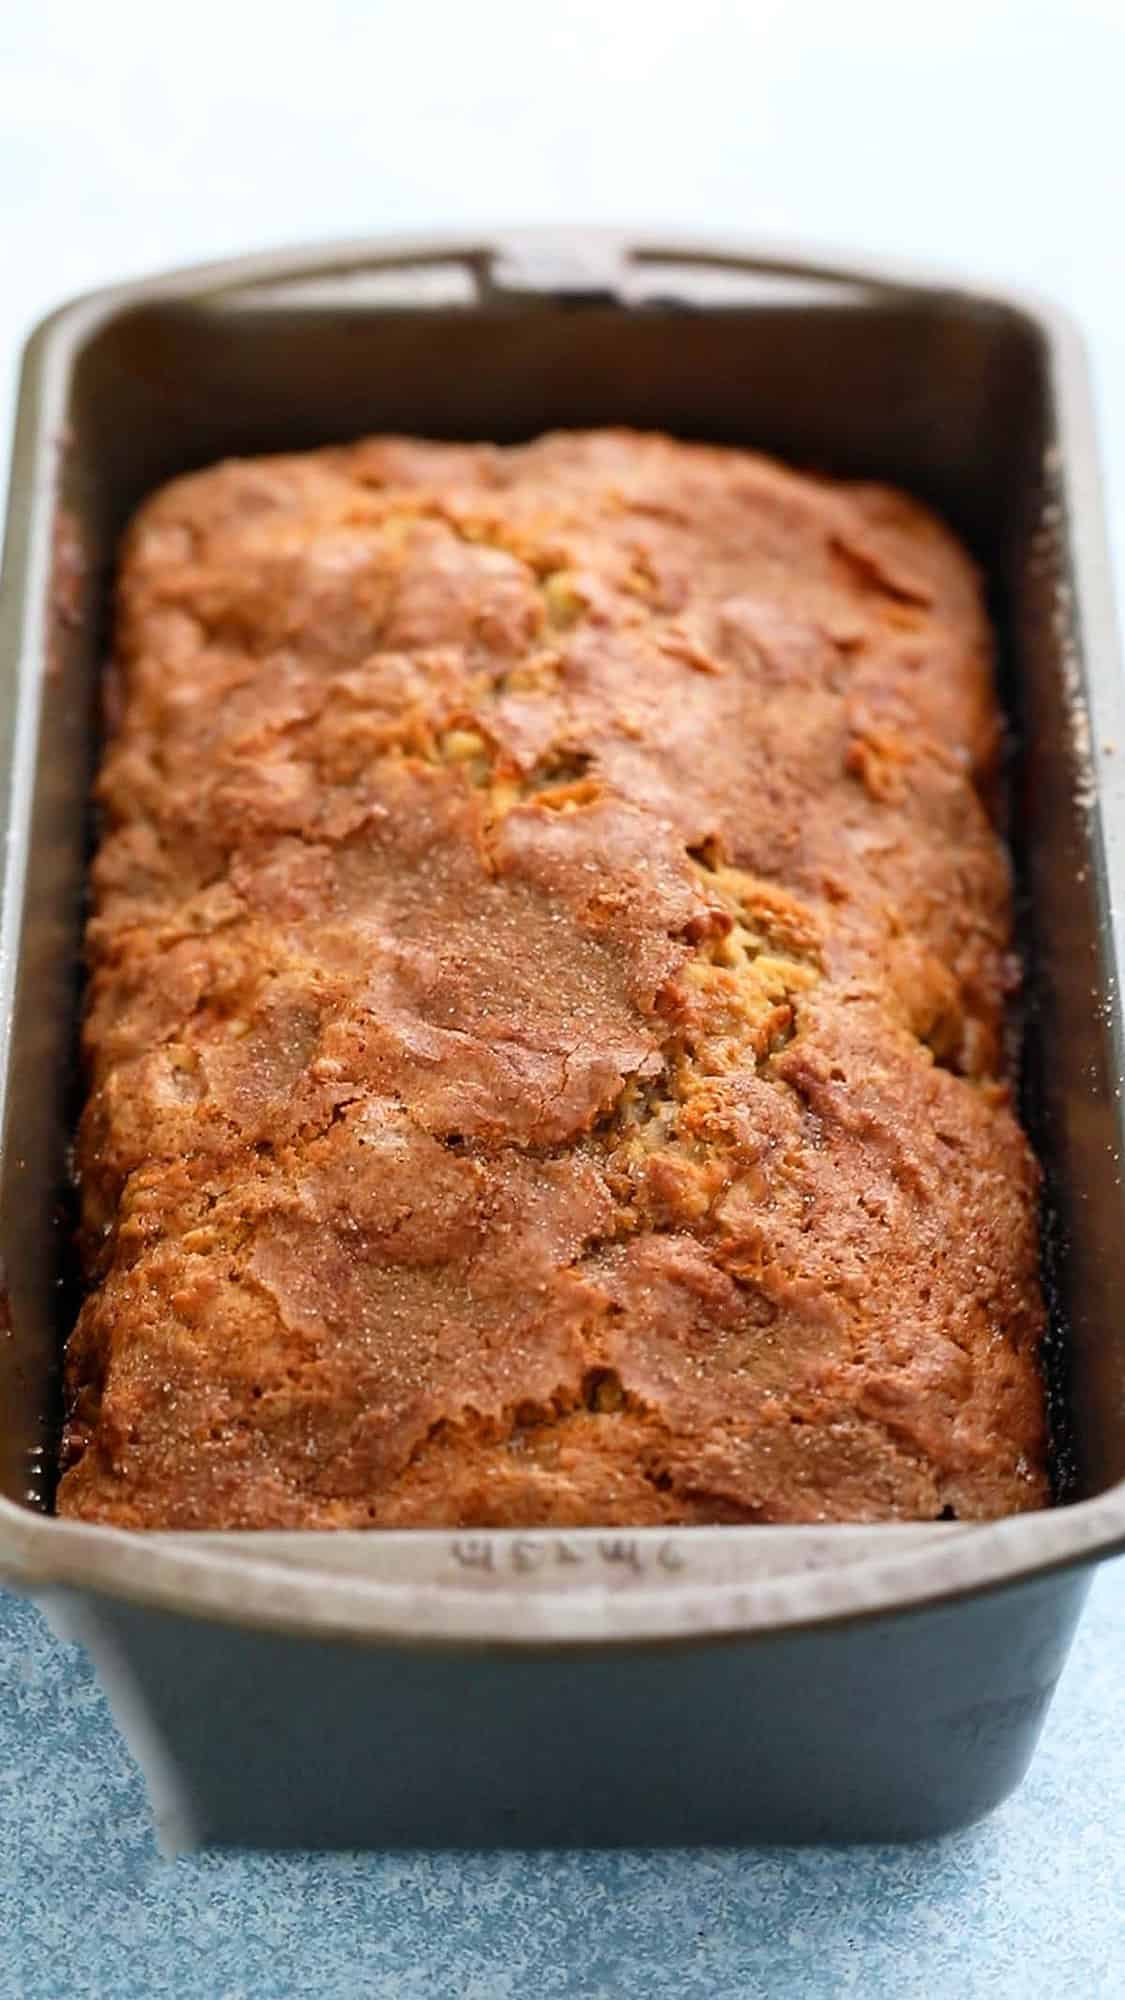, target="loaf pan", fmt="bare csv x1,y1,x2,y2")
1,229,1123,1849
